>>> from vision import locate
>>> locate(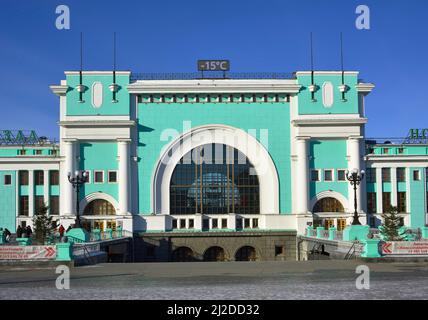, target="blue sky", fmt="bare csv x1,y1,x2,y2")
0,0,426,140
